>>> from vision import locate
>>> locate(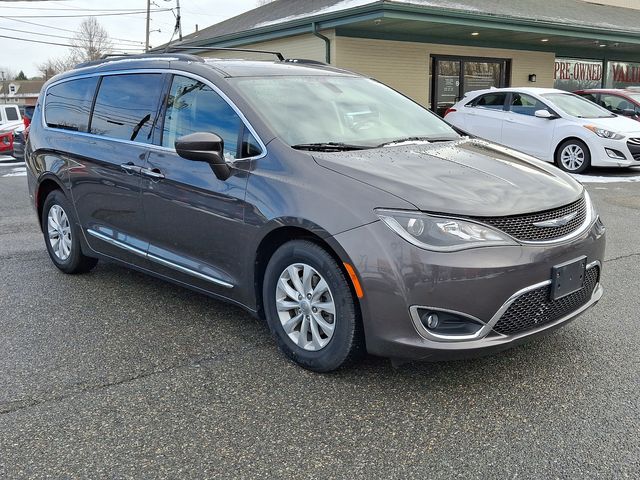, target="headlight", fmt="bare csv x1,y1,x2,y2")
375,209,517,251
583,125,624,140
